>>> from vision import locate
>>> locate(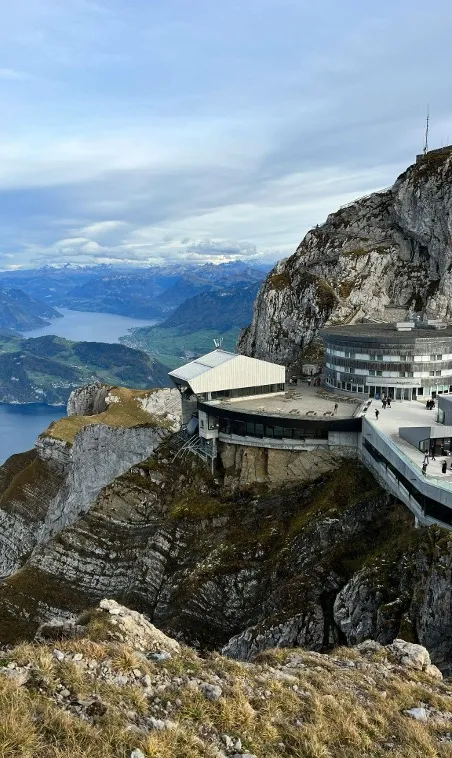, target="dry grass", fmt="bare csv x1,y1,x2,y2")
43,387,171,444
0,638,452,757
